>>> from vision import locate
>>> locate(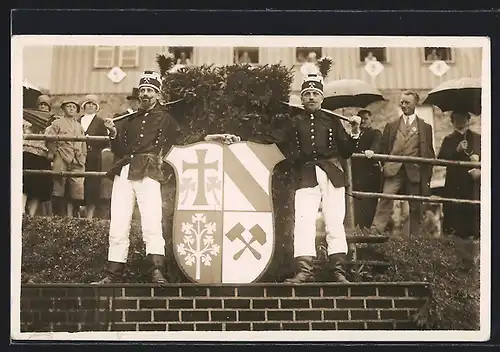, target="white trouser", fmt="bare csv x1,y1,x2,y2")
293,166,348,258
108,164,165,263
